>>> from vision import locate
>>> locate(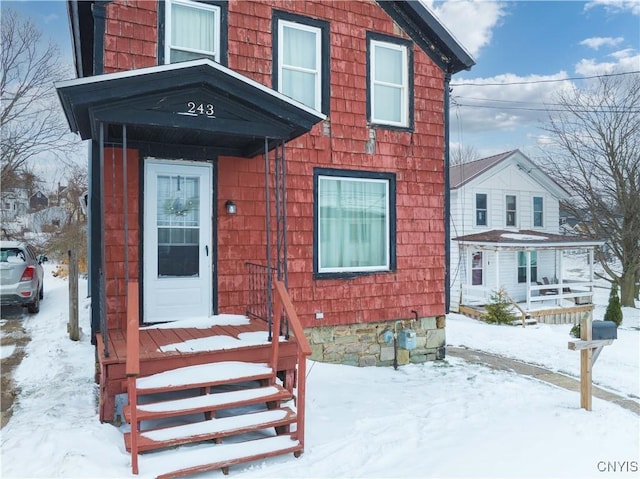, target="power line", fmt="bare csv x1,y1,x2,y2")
451,102,640,113
450,70,639,87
